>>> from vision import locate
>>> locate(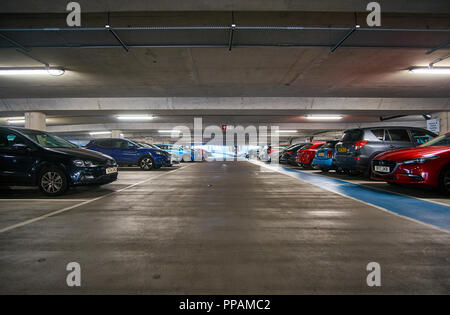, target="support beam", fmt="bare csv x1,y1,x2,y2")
432,112,449,134
24,112,46,131
1,97,449,113
111,130,123,138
